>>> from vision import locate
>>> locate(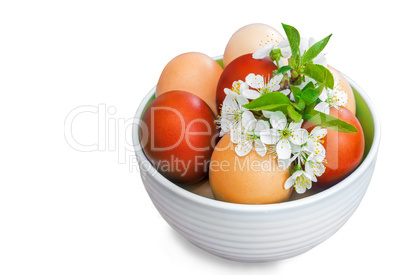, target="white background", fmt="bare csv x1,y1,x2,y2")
0,0,399,274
